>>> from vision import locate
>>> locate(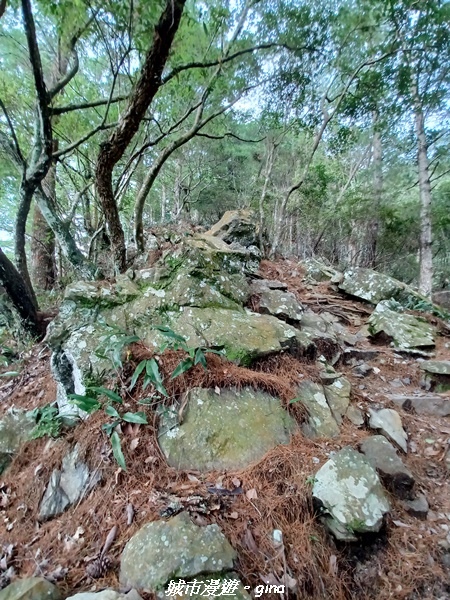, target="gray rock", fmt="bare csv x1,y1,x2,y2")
158,387,296,472
323,377,351,424
400,493,429,519
339,268,424,306
432,290,450,310
313,447,390,539
258,289,304,322
39,444,101,521
295,381,340,439
0,578,60,600
120,512,236,592
368,408,408,453
249,279,287,293
352,363,373,378
360,436,414,499
346,405,365,427
205,209,260,248
420,361,450,392
342,348,380,365
301,258,342,283
0,409,36,475
66,592,142,600
368,301,435,353
387,394,450,417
